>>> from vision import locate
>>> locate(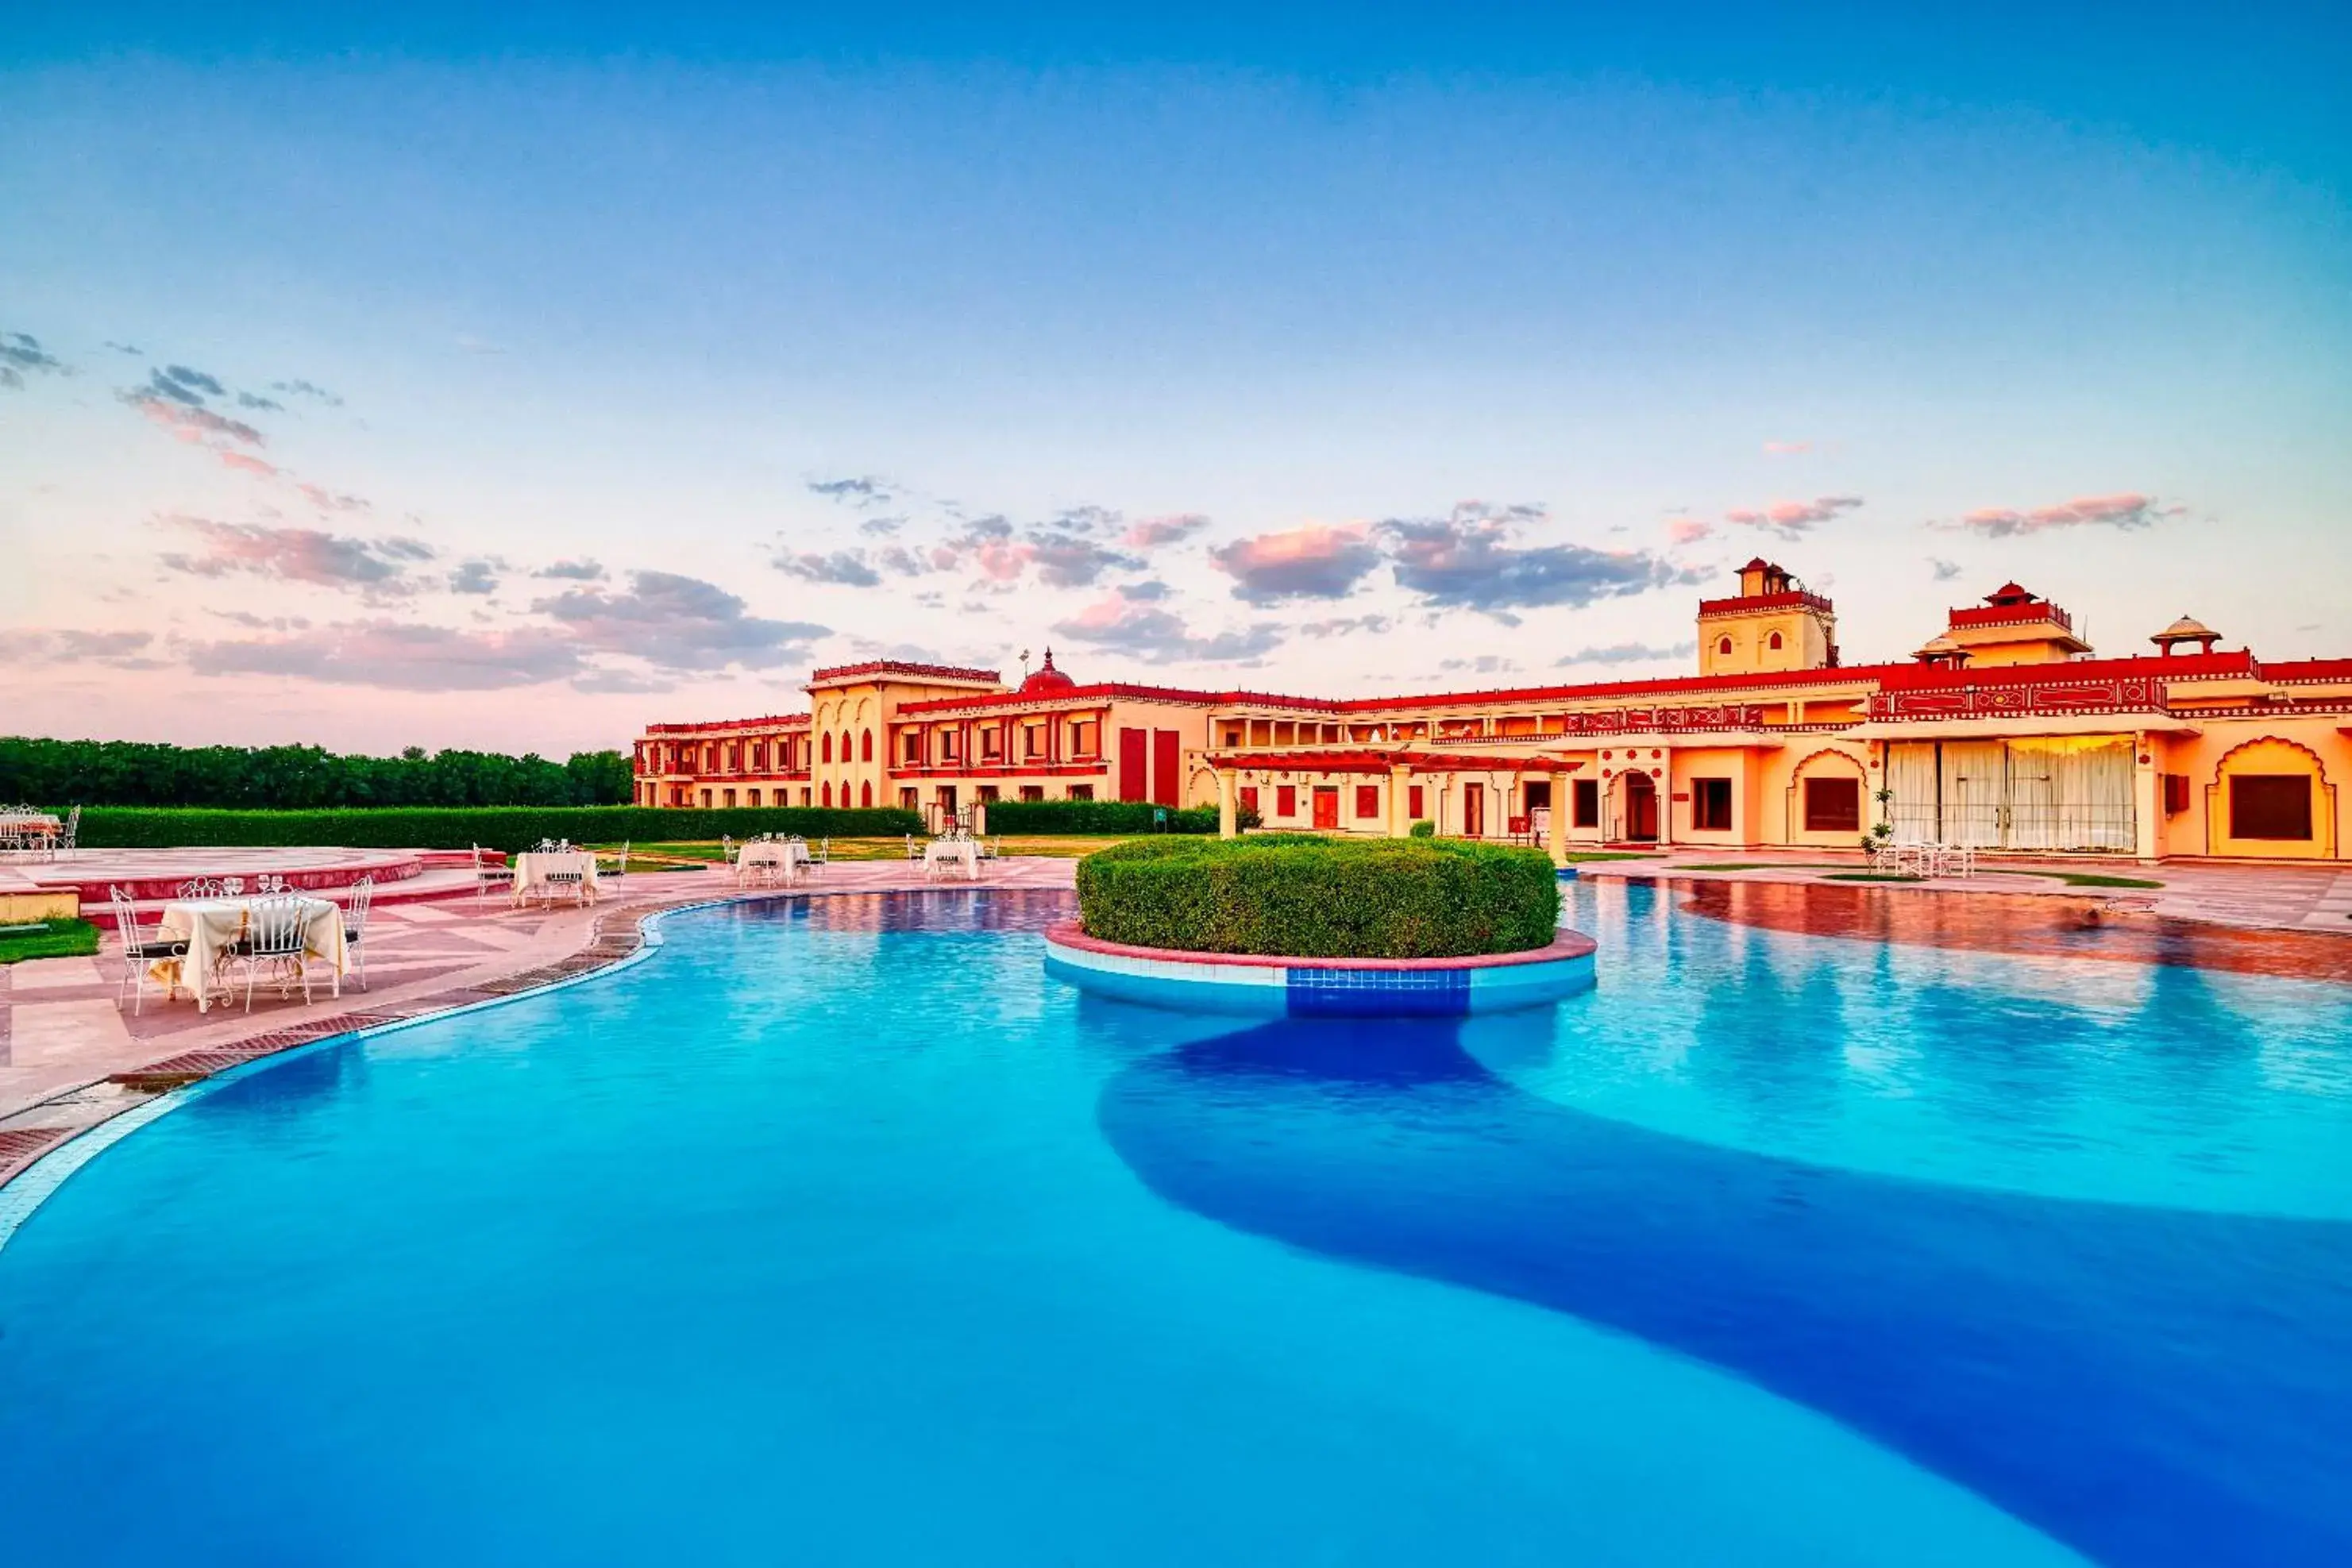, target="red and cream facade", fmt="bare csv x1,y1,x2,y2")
634,563,2352,865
